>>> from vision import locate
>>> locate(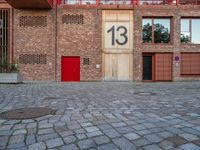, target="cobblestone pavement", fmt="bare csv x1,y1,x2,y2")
0,82,200,150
